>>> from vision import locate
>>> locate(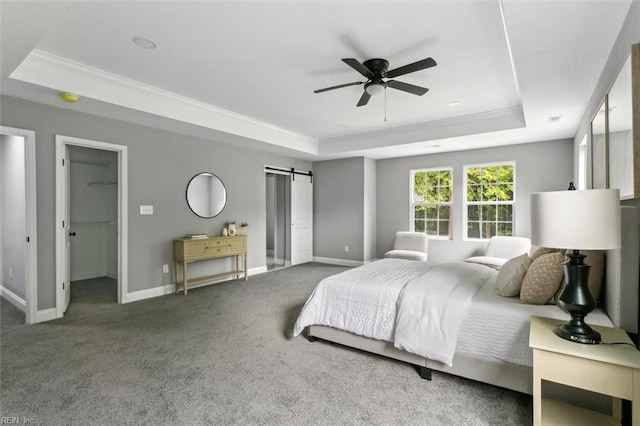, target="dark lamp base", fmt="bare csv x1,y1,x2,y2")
554,321,601,345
